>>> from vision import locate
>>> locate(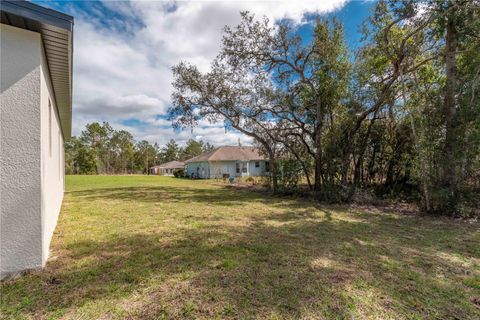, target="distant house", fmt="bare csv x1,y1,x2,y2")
150,161,185,176
1,2,73,278
185,146,269,179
